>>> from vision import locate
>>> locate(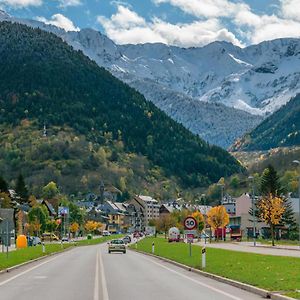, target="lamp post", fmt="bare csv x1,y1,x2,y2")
217,183,225,241
292,160,300,248
248,176,256,246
